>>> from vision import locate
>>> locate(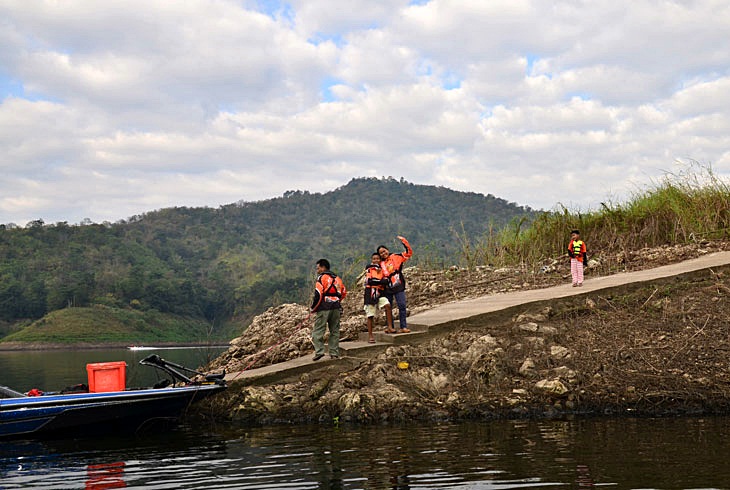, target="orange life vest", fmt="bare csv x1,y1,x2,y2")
568,239,586,262
364,264,387,304
313,271,347,311
381,237,413,293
